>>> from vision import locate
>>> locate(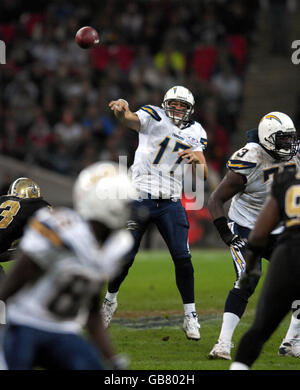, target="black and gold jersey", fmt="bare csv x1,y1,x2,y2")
271,166,300,233
0,195,50,253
